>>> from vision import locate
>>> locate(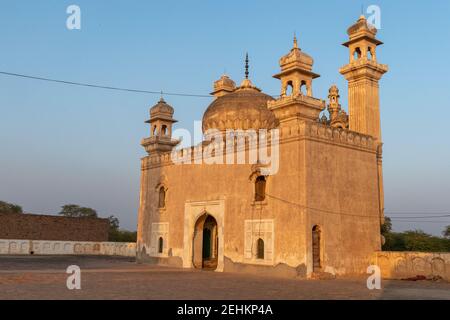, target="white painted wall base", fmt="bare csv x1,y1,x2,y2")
0,239,136,257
